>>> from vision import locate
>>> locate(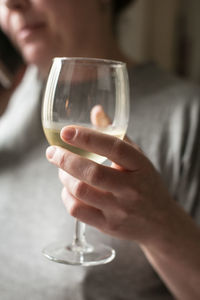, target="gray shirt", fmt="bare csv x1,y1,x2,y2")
0,64,200,300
